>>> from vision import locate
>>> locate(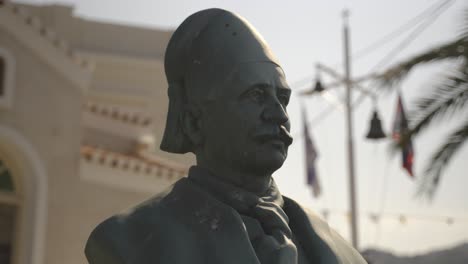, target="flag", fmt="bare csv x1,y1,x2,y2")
392,93,414,177
302,107,321,197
